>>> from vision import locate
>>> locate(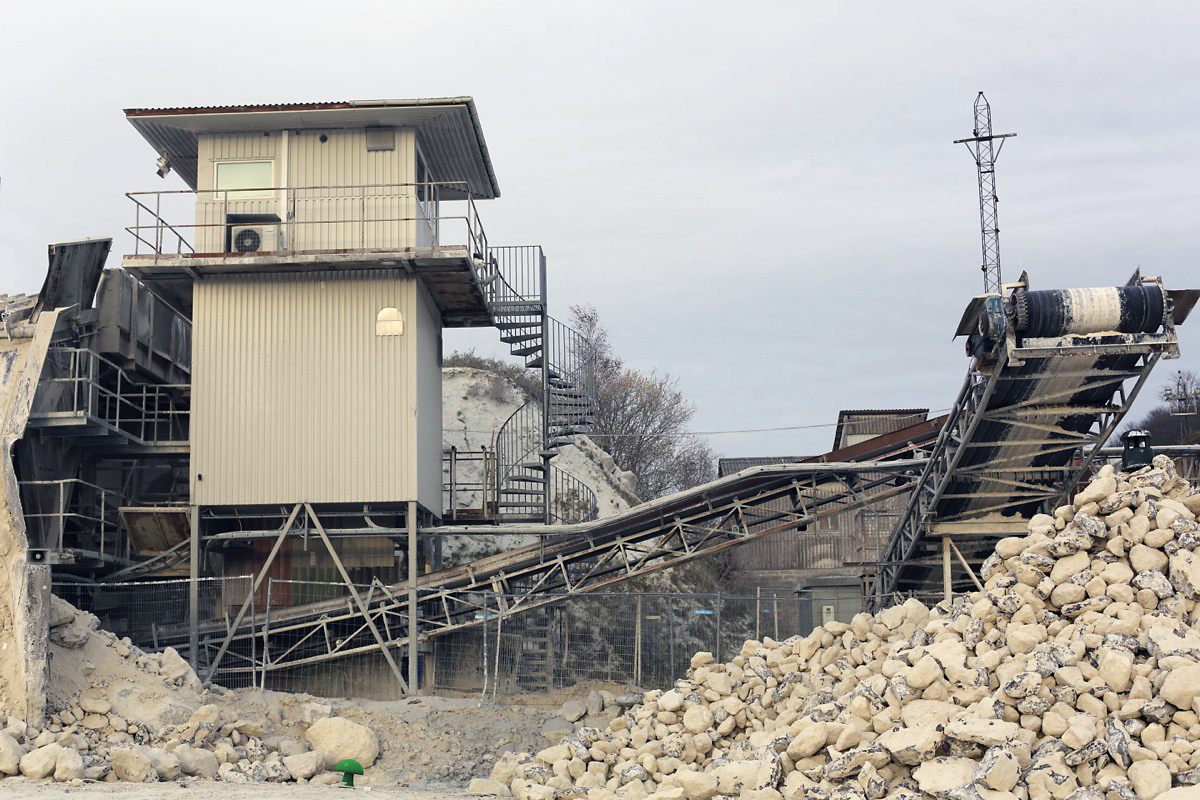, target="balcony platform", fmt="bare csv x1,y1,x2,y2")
122,247,494,326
